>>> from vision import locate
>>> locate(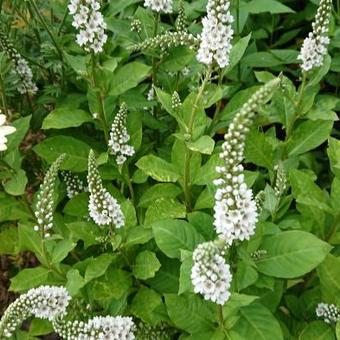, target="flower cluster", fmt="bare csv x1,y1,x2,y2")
53,315,136,339
88,150,125,227
62,171,88,199
316,303,340,324
0,286,70,338
214,78,280,245
131,19,142,33
68,0,108,54
108,103,135,165
175,0,187,32
0,30,38,95
171,91,181,109
298,0,332,72
191,241,232,305
197,0,234,68
144,0,173,13
273,163,287,198
0,113,16,152
34,154,65,237
132,31,198,55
